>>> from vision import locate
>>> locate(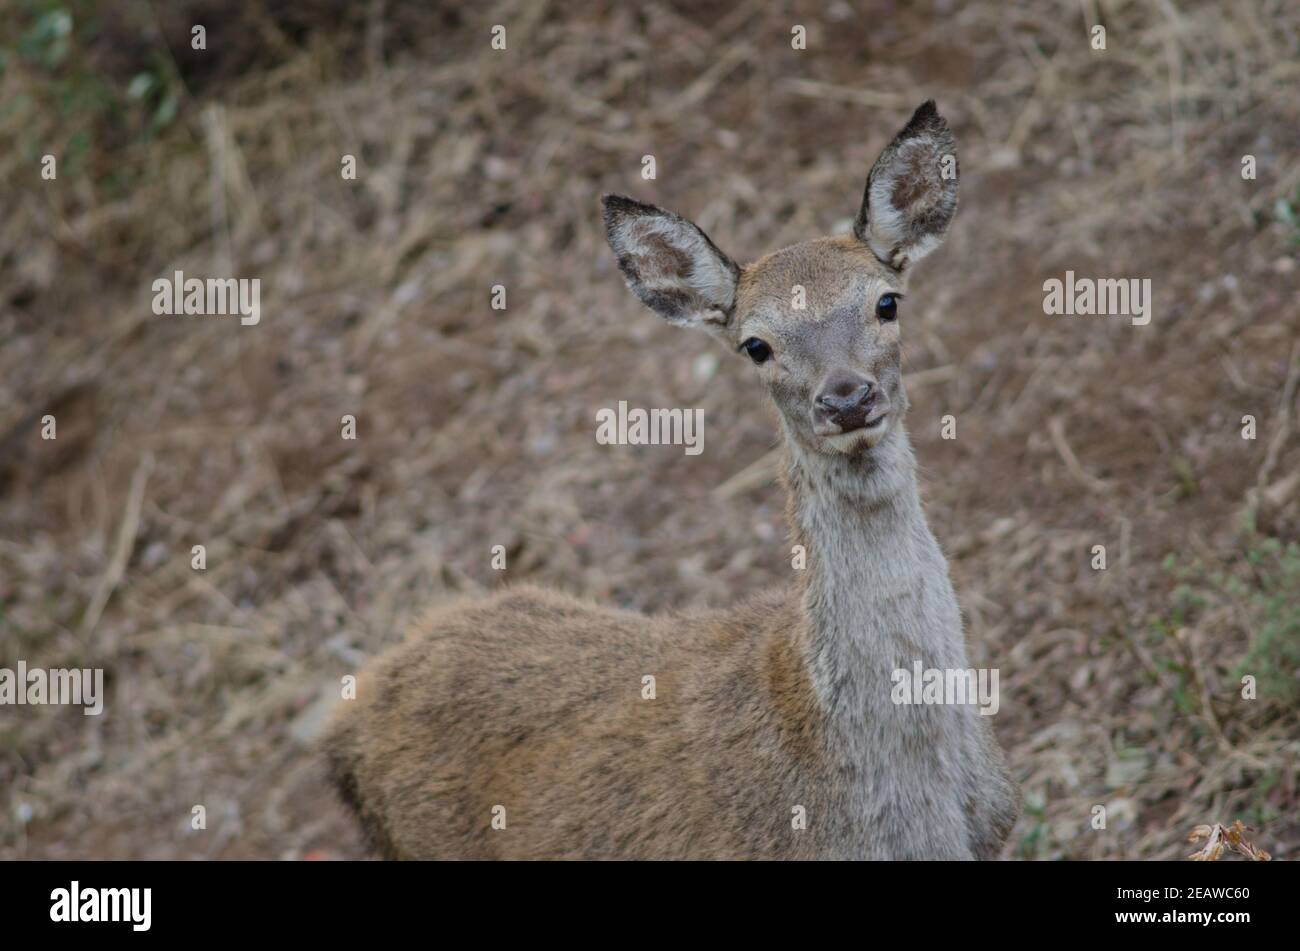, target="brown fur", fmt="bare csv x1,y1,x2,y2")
325,586,850,859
